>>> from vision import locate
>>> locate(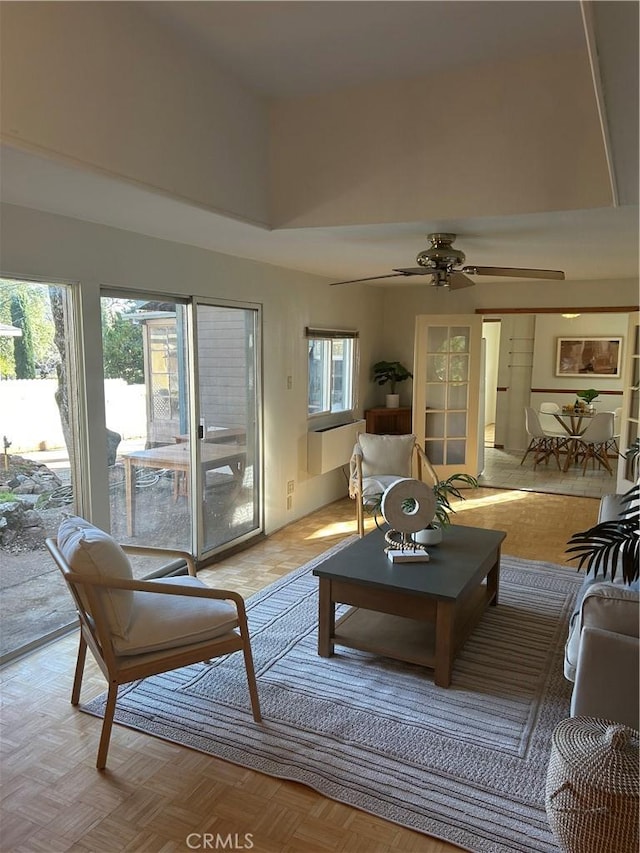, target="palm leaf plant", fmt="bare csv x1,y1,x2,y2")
565,483,639,585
